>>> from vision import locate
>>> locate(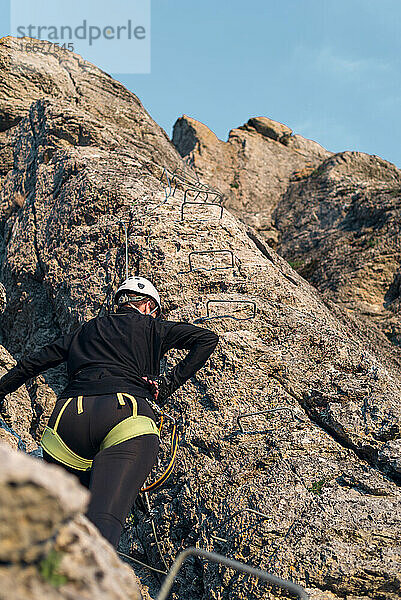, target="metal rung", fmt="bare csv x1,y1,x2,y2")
176,180,210,194
169,166,201,185
183,187,222,204
169,168,219,194
237,407,296,435
180,201,224,222
194,299,256,323
157,547,309,600
188,250,240,272
183,187,207,203
169,173,203,194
